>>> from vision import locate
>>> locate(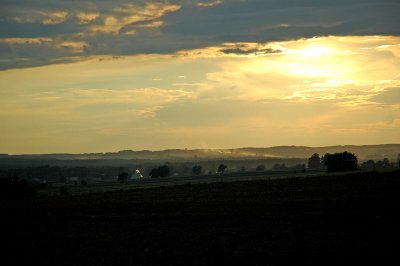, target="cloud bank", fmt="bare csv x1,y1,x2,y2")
0,0,399,69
